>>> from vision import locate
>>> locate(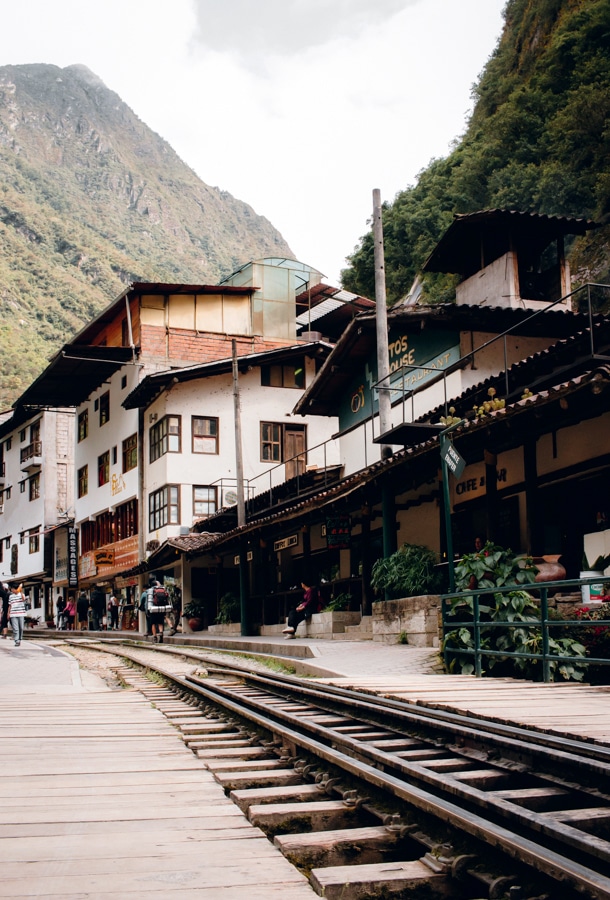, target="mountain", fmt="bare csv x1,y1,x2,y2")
341,0,610,305
0,63,293,407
